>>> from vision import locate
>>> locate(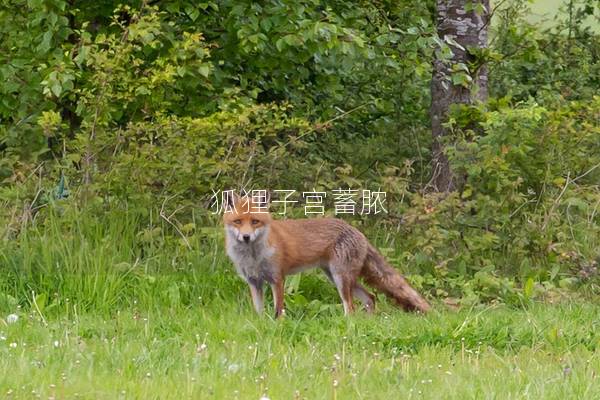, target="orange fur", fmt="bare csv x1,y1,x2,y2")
223,195,430,317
